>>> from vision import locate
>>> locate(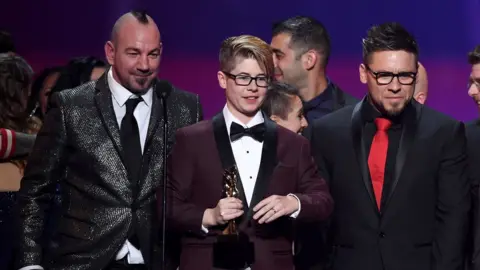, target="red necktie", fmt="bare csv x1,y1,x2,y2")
368,118,392,210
